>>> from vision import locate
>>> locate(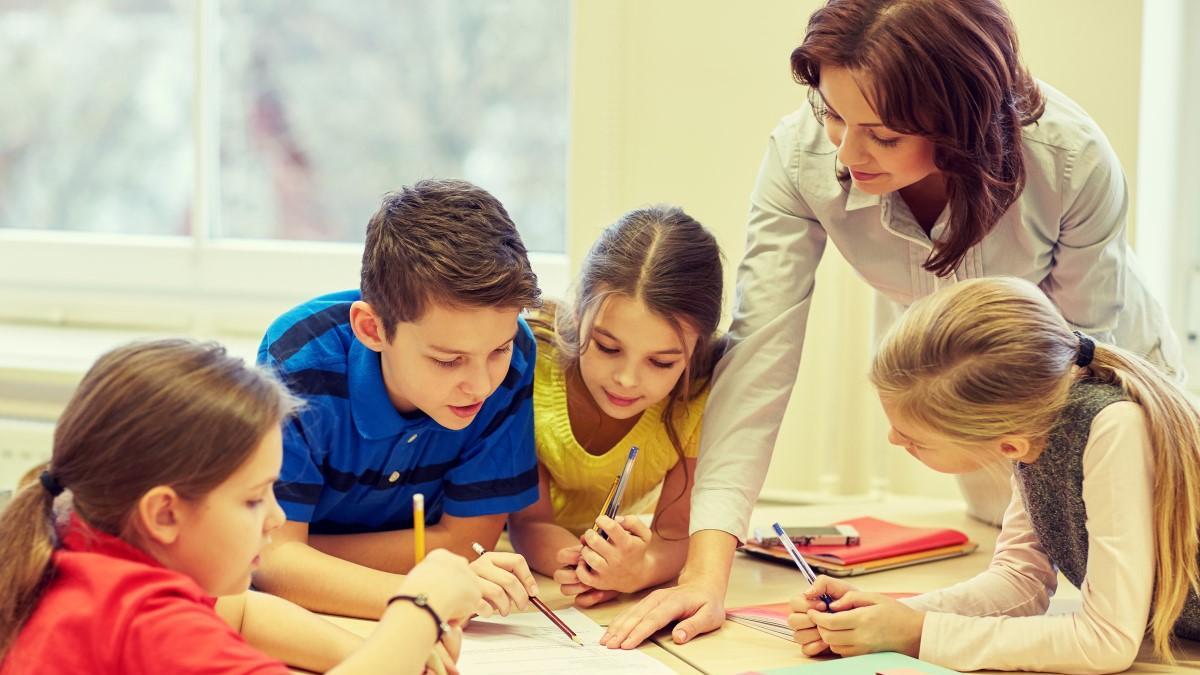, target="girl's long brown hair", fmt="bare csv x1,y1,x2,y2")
528,205,726,534
0,339,298,659
871,277,1200,662
792,0,1046,277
